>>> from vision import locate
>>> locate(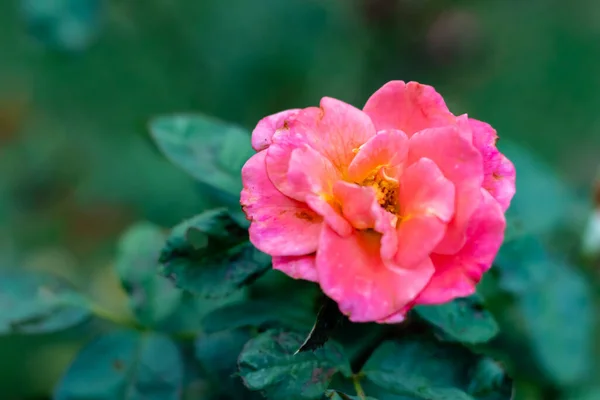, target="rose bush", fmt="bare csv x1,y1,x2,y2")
241,81,516,323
